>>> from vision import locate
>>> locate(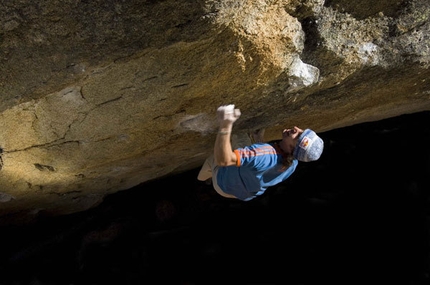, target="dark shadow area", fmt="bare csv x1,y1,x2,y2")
0,111,429,285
